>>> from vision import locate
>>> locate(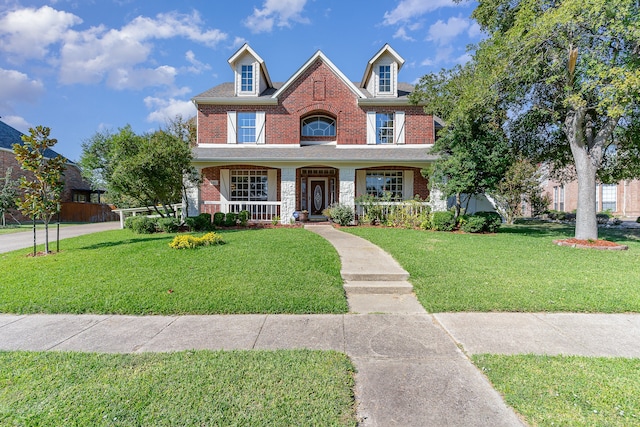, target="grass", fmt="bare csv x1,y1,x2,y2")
0,350,357,426
0,228,348,314
344,223,640,312
473,354,640,426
